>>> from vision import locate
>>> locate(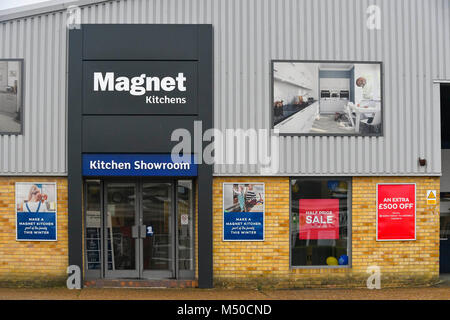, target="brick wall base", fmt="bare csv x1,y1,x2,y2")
213,176,440,289
0,175,440,289
213,273,440,289
0,177,68,286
